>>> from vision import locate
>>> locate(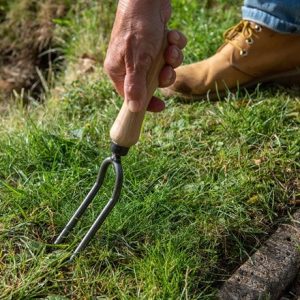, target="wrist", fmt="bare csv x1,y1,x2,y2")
117,0,171,23
118,0,162,11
